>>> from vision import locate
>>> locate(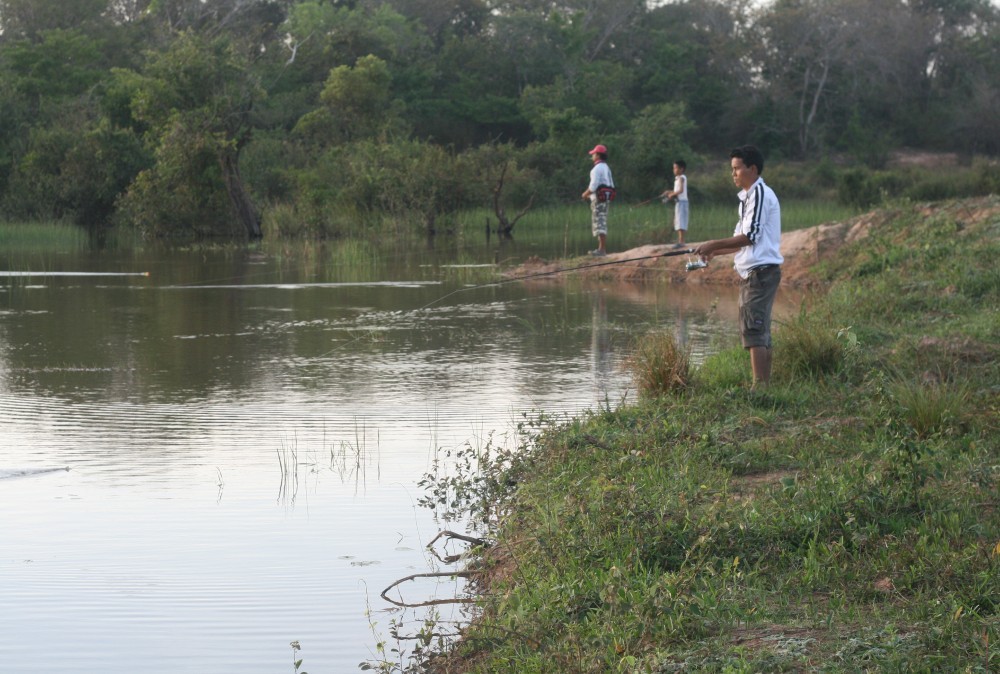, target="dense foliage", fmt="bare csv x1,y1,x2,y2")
0,0,997,239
